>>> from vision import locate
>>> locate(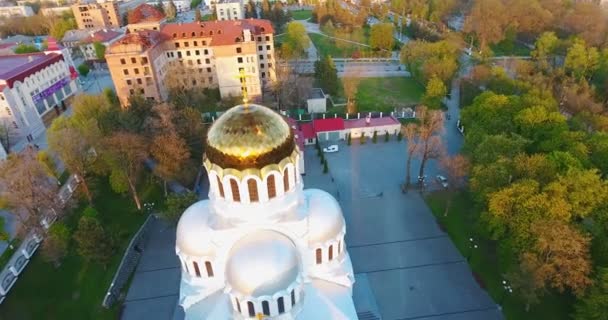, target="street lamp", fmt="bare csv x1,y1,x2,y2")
499,279,513,307
466,237,478,261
